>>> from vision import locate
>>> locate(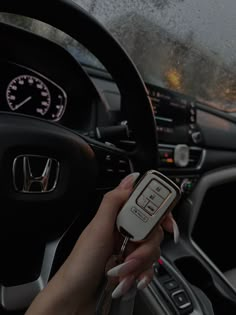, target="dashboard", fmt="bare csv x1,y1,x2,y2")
146,83,203,173
0,21,101,132
1,13,236,315
2,19,236,200
80,68,236,314
1,61,67,121
147,83,198,146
